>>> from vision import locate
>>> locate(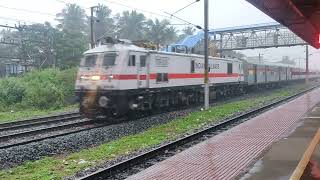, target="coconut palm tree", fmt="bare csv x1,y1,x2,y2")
146,18,178,49
94,4,115,40
116,10,146,41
